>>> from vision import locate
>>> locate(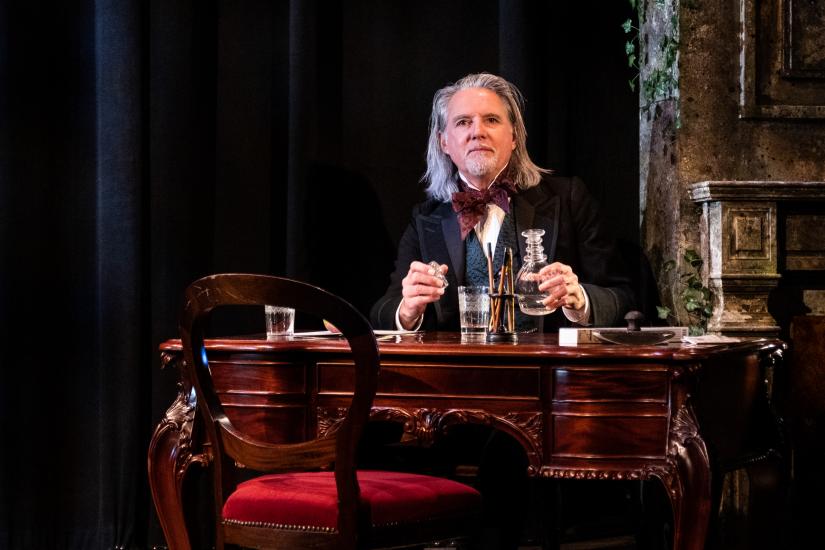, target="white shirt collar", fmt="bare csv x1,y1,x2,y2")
457,165,509,191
